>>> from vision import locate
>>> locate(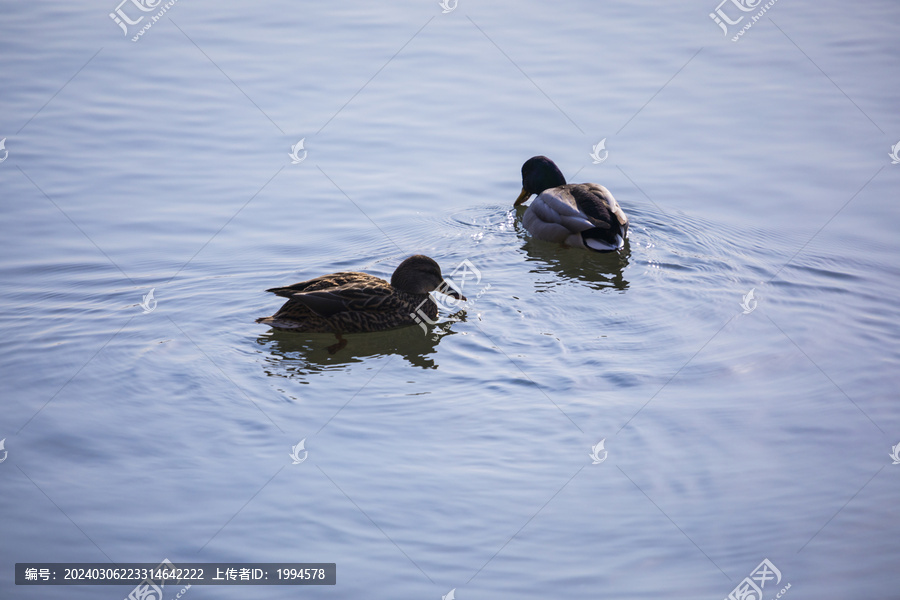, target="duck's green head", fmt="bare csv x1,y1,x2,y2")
515,155,567,206
392,255,466,300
